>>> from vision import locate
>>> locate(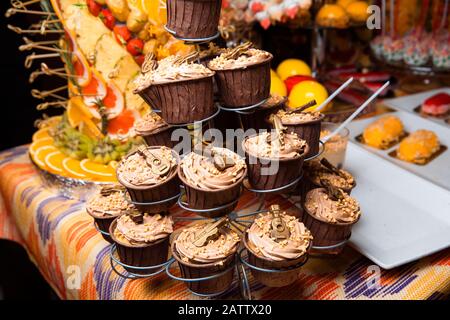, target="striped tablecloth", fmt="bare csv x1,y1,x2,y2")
1,145,449,300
